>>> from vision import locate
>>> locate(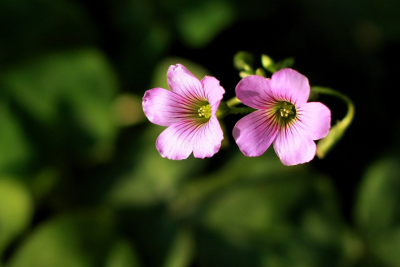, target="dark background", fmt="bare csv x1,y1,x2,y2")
1,0,400,266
